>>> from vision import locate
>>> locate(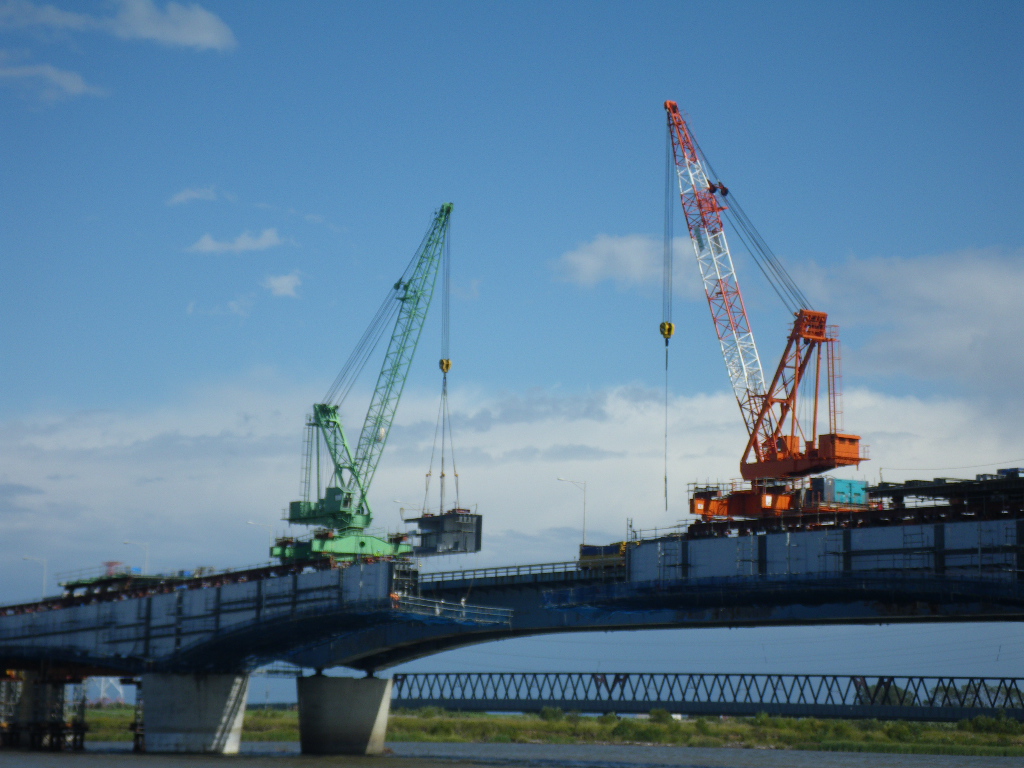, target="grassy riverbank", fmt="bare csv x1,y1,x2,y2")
83,705,1024,756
